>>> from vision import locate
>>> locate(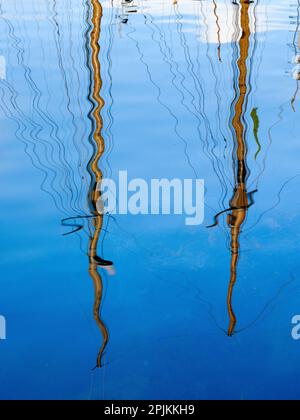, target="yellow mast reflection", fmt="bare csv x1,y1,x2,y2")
227,0,251,336
89,0,113,369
